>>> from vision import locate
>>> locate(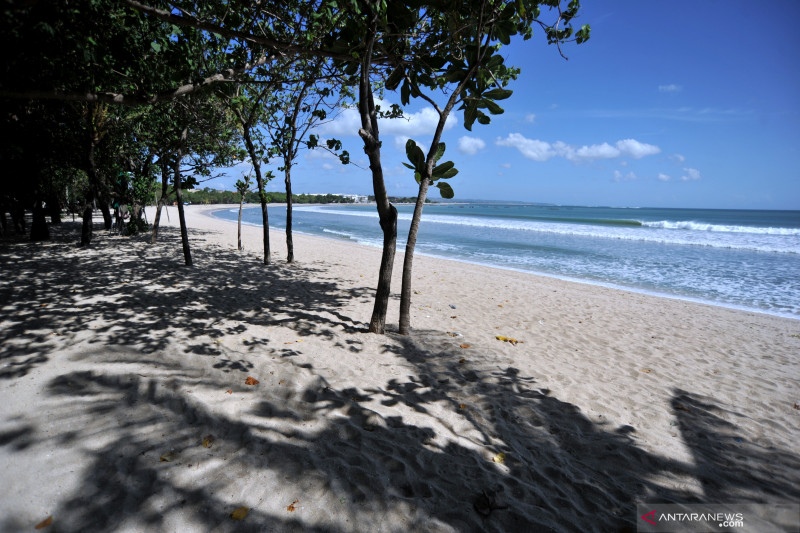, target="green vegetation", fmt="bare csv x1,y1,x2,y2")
1,0,589,334
184,189,358,205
